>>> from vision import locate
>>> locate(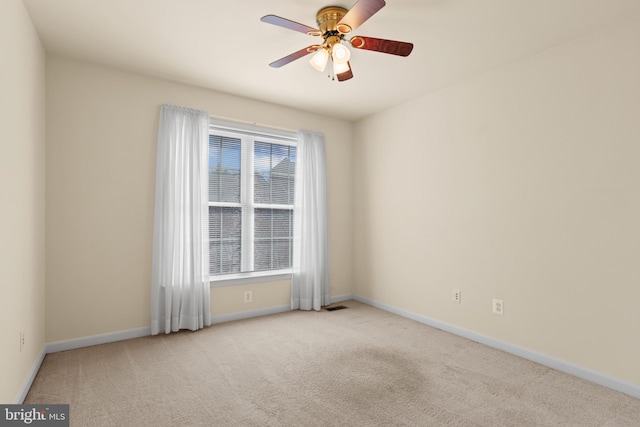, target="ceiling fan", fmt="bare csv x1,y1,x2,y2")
261,0,413,81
